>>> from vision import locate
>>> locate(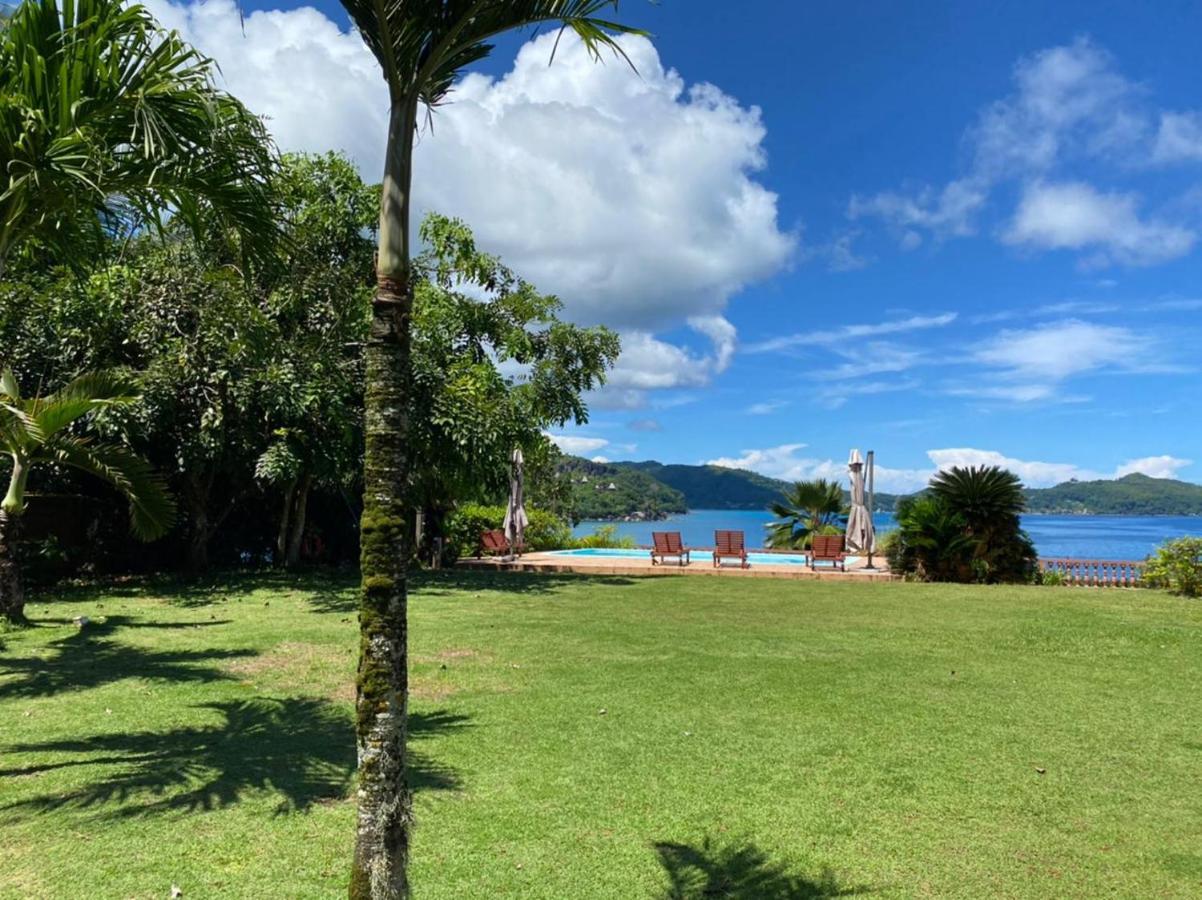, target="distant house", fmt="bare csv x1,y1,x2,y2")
607,482,618,491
